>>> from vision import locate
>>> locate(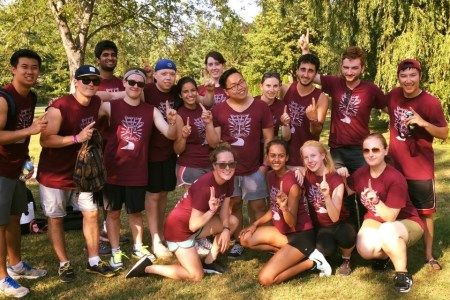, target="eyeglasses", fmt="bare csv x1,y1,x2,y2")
225,79,246,91
78,77,101,86
363,147,381,154
126,79,145,88
214,161,237,169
